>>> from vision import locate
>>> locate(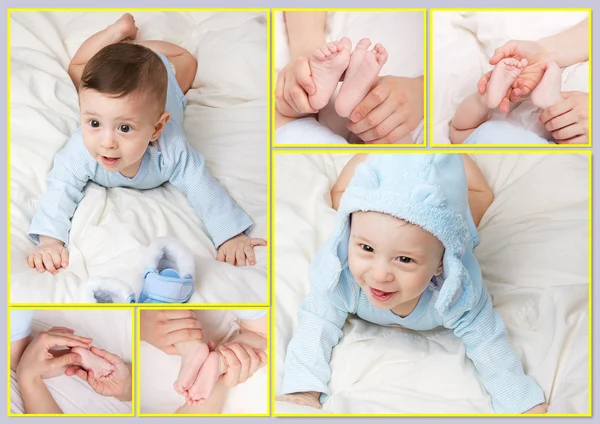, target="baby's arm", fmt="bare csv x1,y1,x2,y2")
165,133,264,265
331,154,368,210
27,134,94,274
278,281,352,408
447,281,546,413
462,155,494,227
